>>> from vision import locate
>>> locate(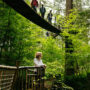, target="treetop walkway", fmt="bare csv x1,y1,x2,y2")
3,0,62,35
